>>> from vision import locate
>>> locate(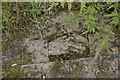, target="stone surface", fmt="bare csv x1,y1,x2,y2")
24,39,49,63
2,11,119,78
21,33,119,78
